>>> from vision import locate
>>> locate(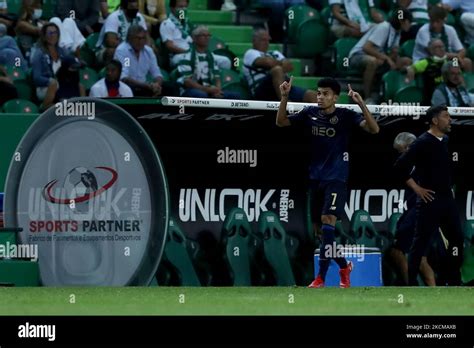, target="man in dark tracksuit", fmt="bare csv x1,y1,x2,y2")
391,132,436,286
394,105,463,286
